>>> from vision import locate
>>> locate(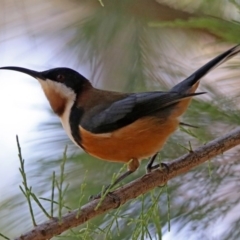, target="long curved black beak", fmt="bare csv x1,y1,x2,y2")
0,66,46,80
